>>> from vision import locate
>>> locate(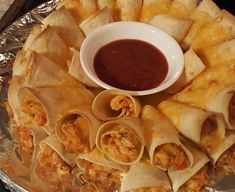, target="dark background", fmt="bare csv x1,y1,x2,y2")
0,0,234,191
